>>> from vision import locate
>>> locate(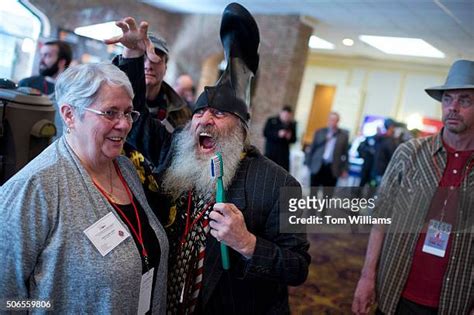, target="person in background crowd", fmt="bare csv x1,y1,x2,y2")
19,40,73,137
357,135,377,187
372,118,399,186
0,63,168,313
263,105,297,171
111,30,190,135
19,40,72,97
306,112,349,187
352,59,474,315
174,73,196,108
